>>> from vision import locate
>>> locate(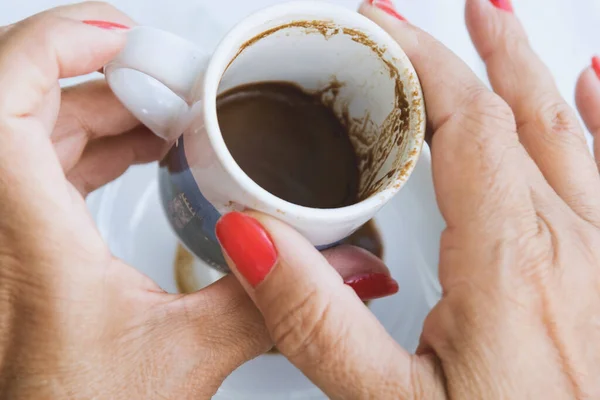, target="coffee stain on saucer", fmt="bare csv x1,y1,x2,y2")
174,244,199,294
